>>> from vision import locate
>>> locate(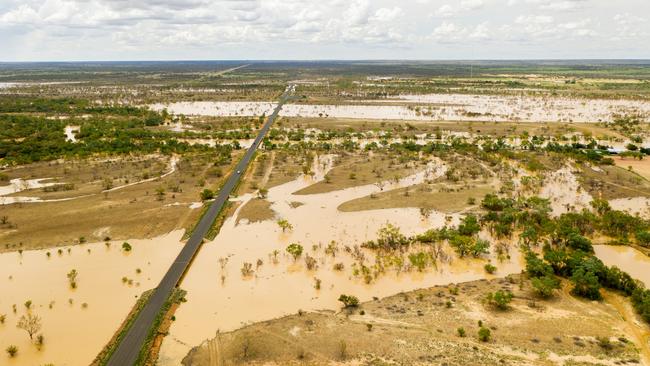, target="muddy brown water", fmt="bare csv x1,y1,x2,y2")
0,231,184,366
156,156,524,365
